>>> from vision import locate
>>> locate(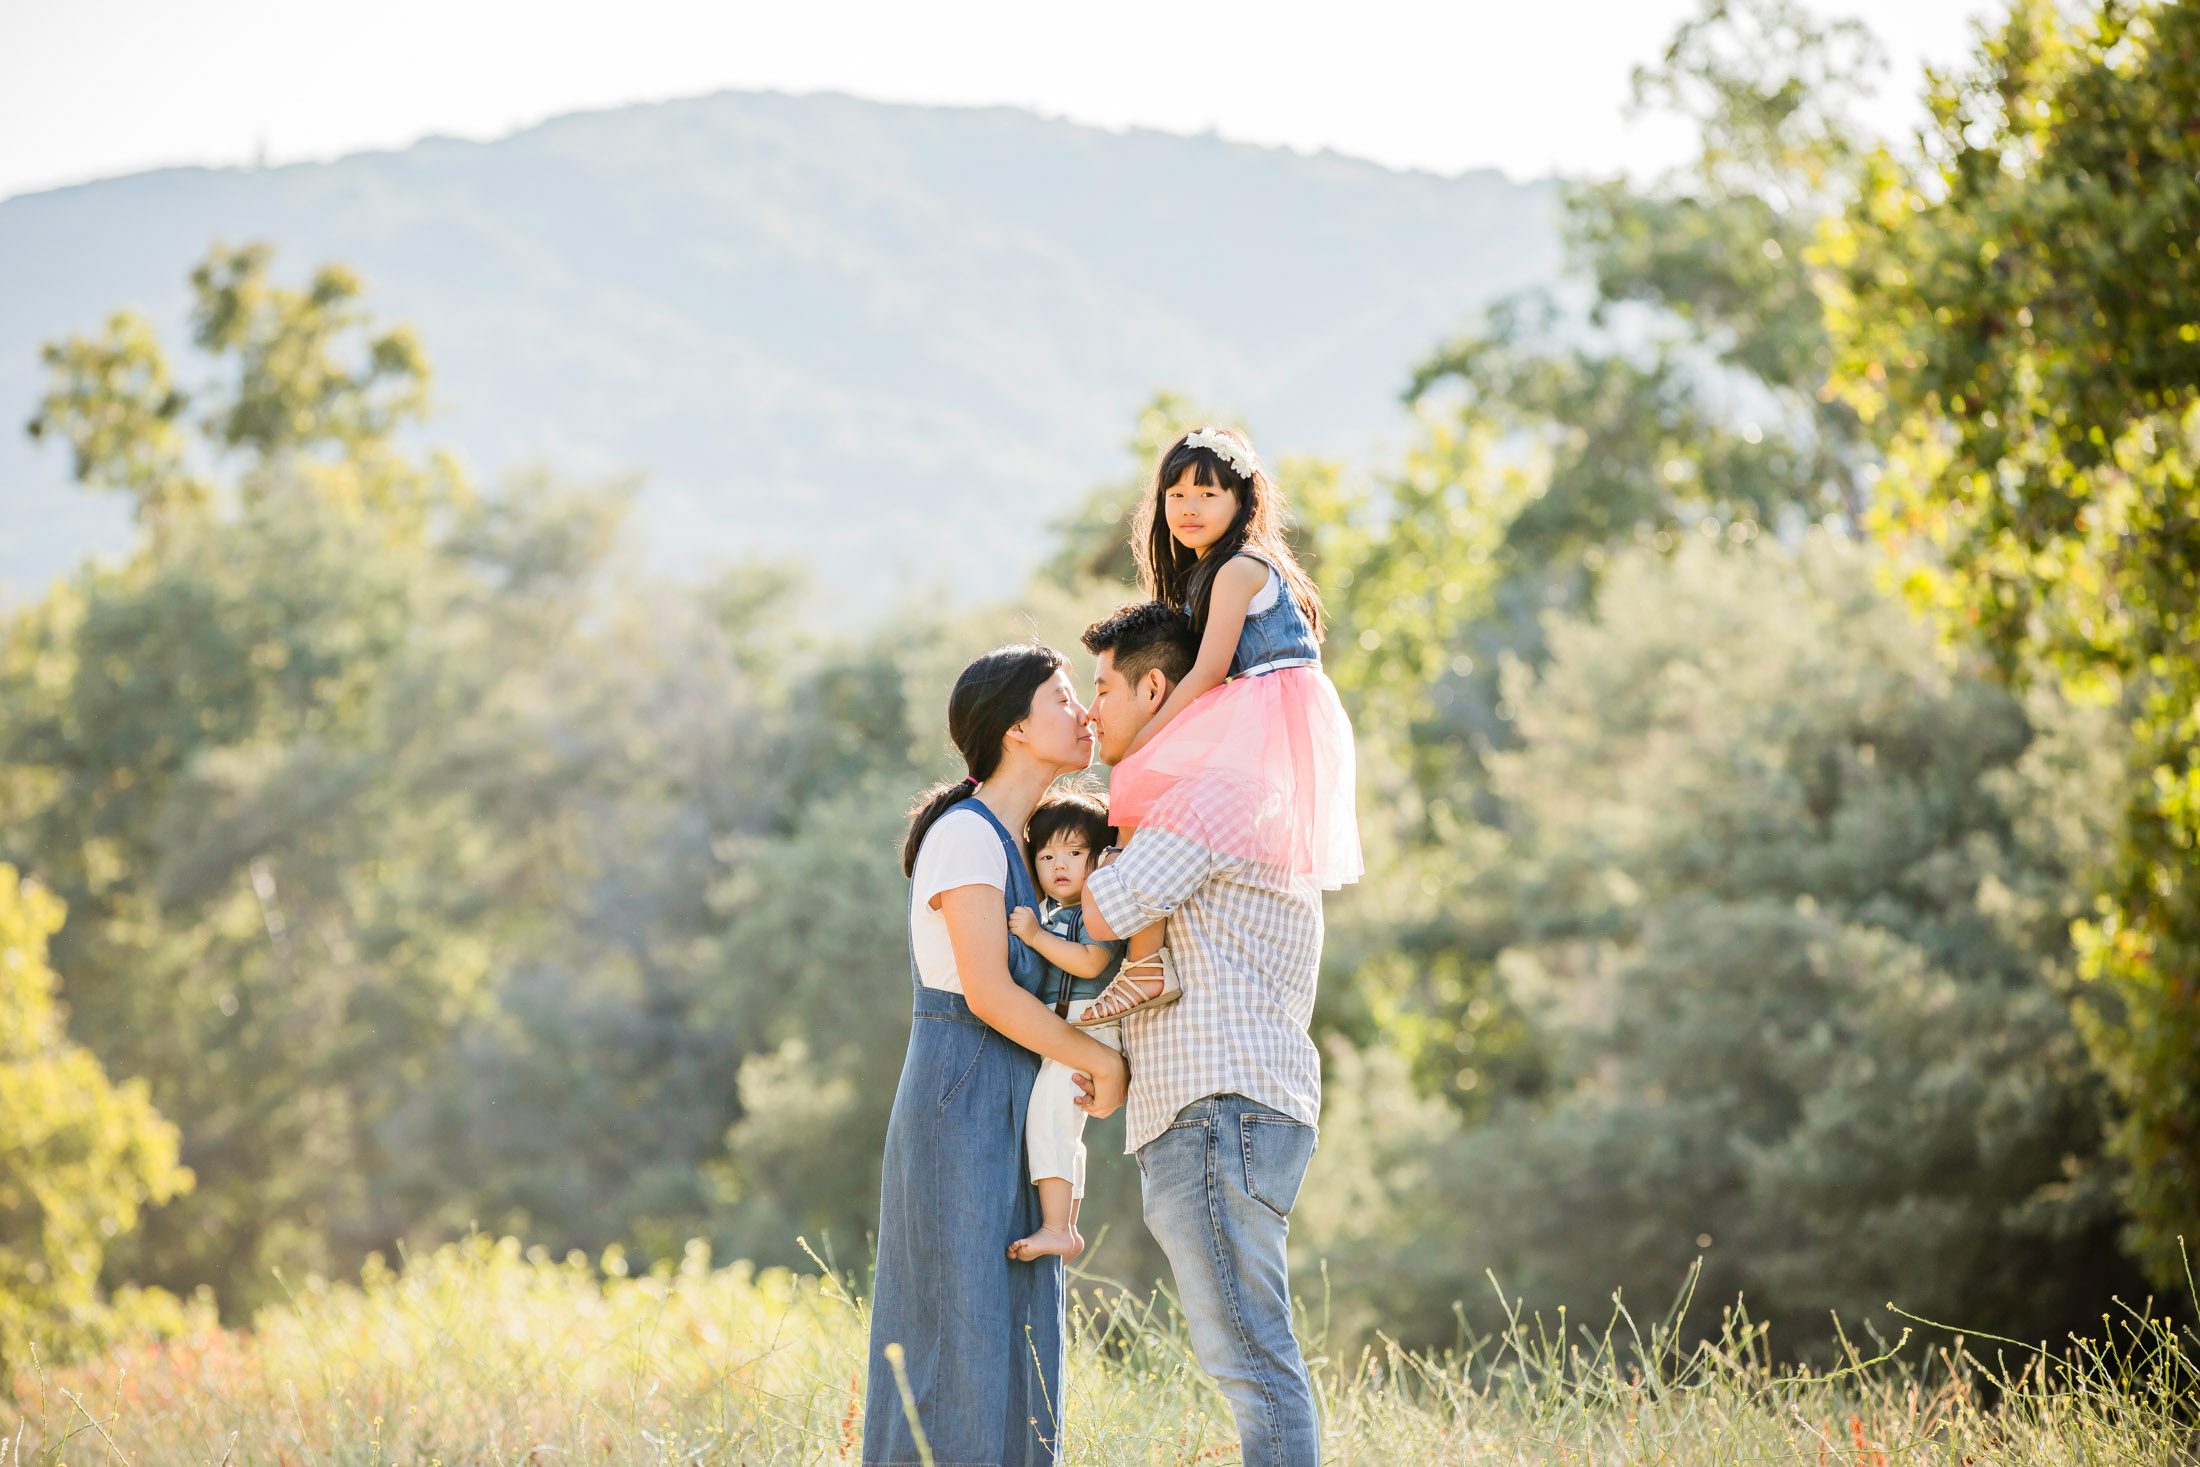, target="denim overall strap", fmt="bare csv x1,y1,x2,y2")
956,795,1050,997
868,795,1065,1467
1041,903,1075,1017
1227,553,1322,677
905,794,1049,998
